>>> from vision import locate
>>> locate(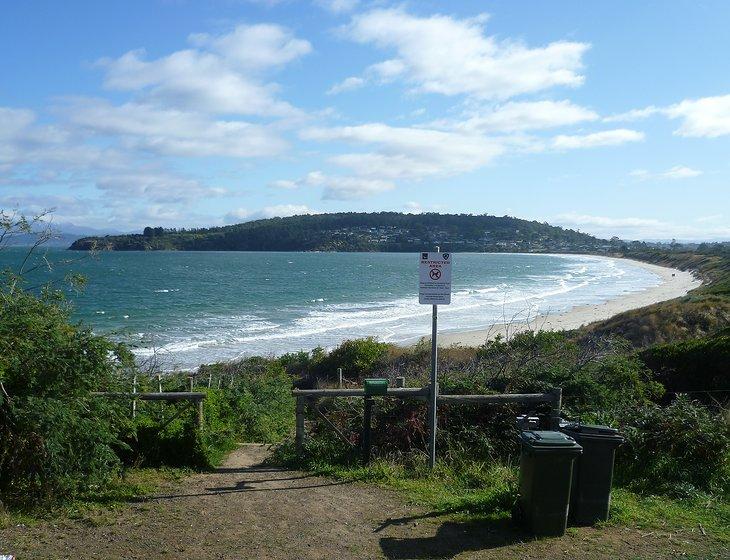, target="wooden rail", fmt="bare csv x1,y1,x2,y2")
92,391,206,426
292,387,429,398
292,386,562,458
